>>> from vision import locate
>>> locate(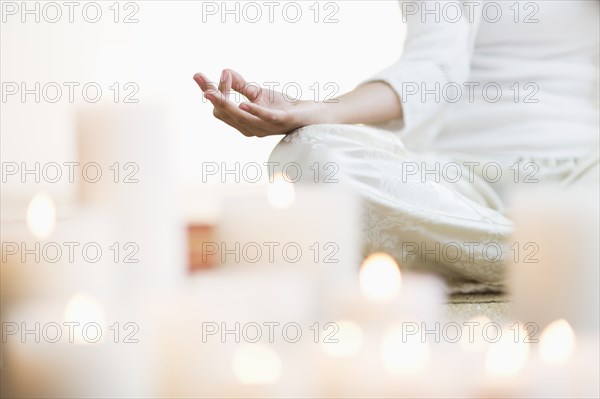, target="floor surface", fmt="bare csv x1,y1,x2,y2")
445,293,510,321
